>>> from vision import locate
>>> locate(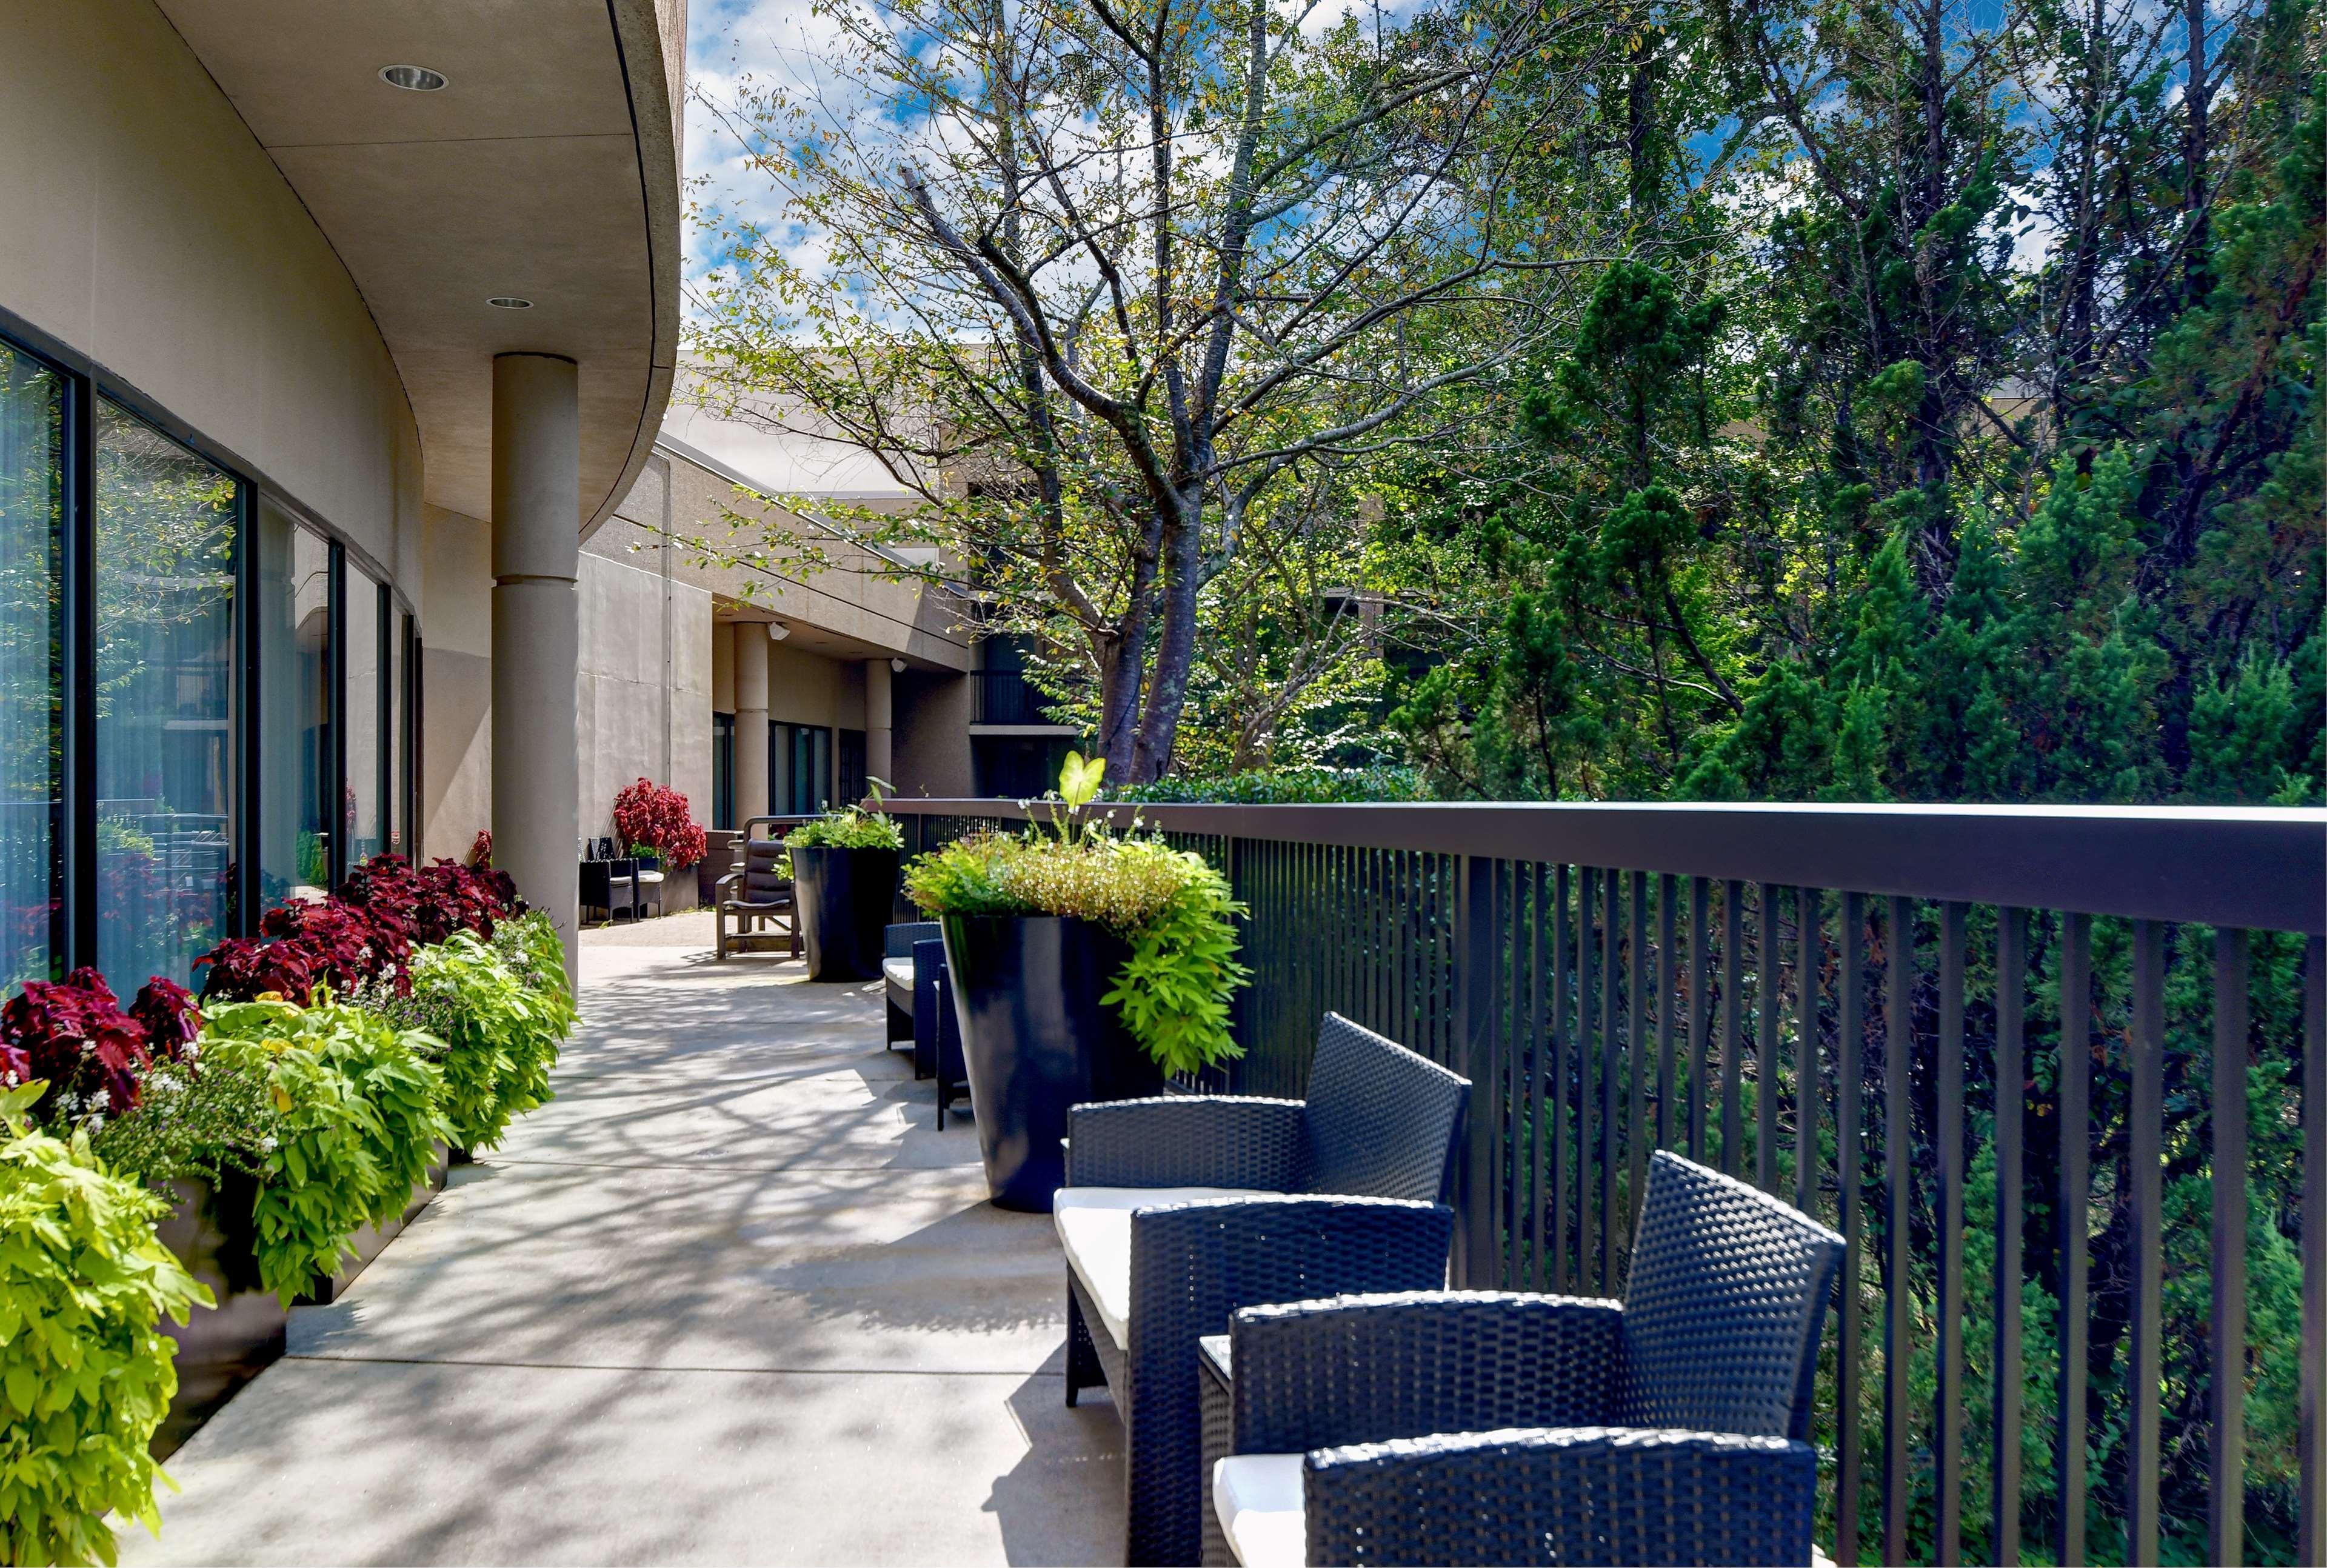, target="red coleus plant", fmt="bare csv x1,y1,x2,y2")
192,854,522,1004
0,967,198,1122
612,778,708,870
